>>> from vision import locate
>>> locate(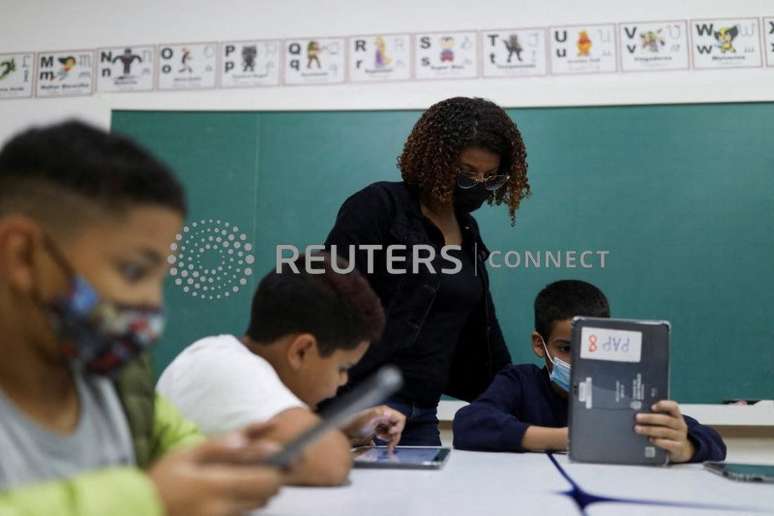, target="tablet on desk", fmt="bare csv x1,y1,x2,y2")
352,446,451,469
704,462,774,483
